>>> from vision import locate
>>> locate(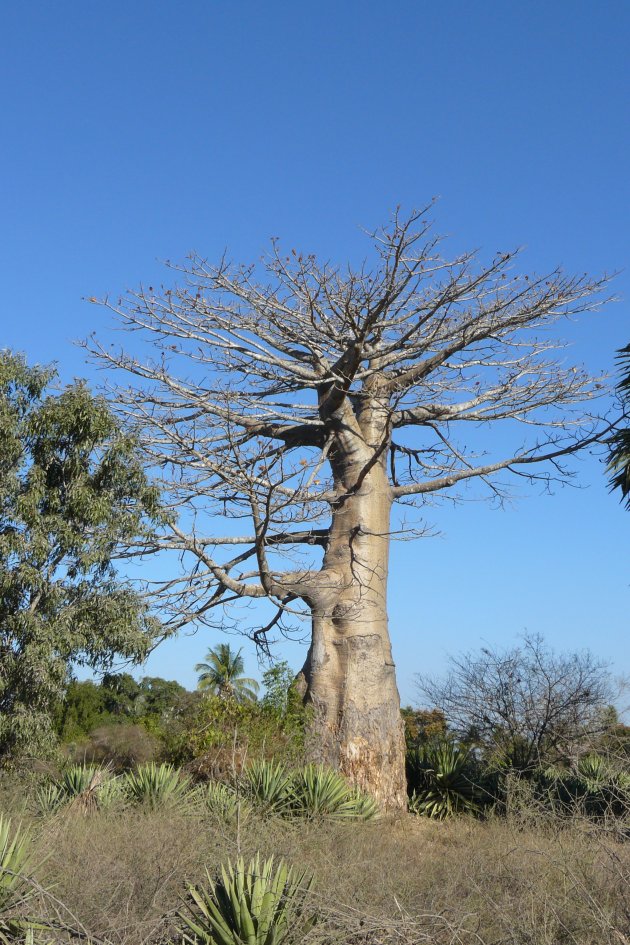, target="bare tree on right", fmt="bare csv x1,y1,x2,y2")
416,634,615,770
